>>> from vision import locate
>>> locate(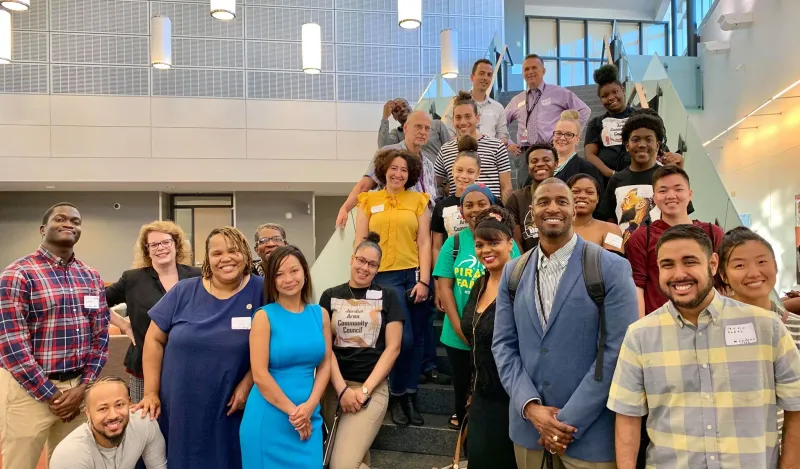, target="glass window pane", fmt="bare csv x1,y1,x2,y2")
618,23,640,55
559,20,585,58
528,19,557,57
587,61,603,84
644,23,667,56
587,21,612,59
544,59,558,86
559,61,586,87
